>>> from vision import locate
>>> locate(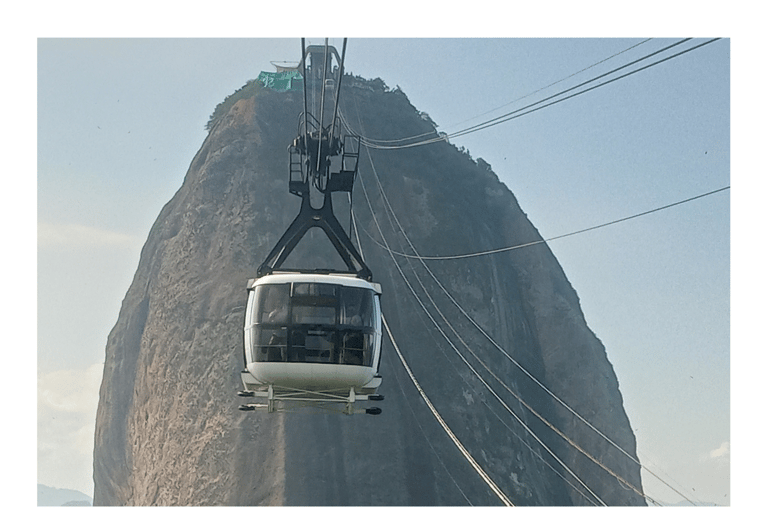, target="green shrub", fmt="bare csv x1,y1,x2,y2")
206,79,265,131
